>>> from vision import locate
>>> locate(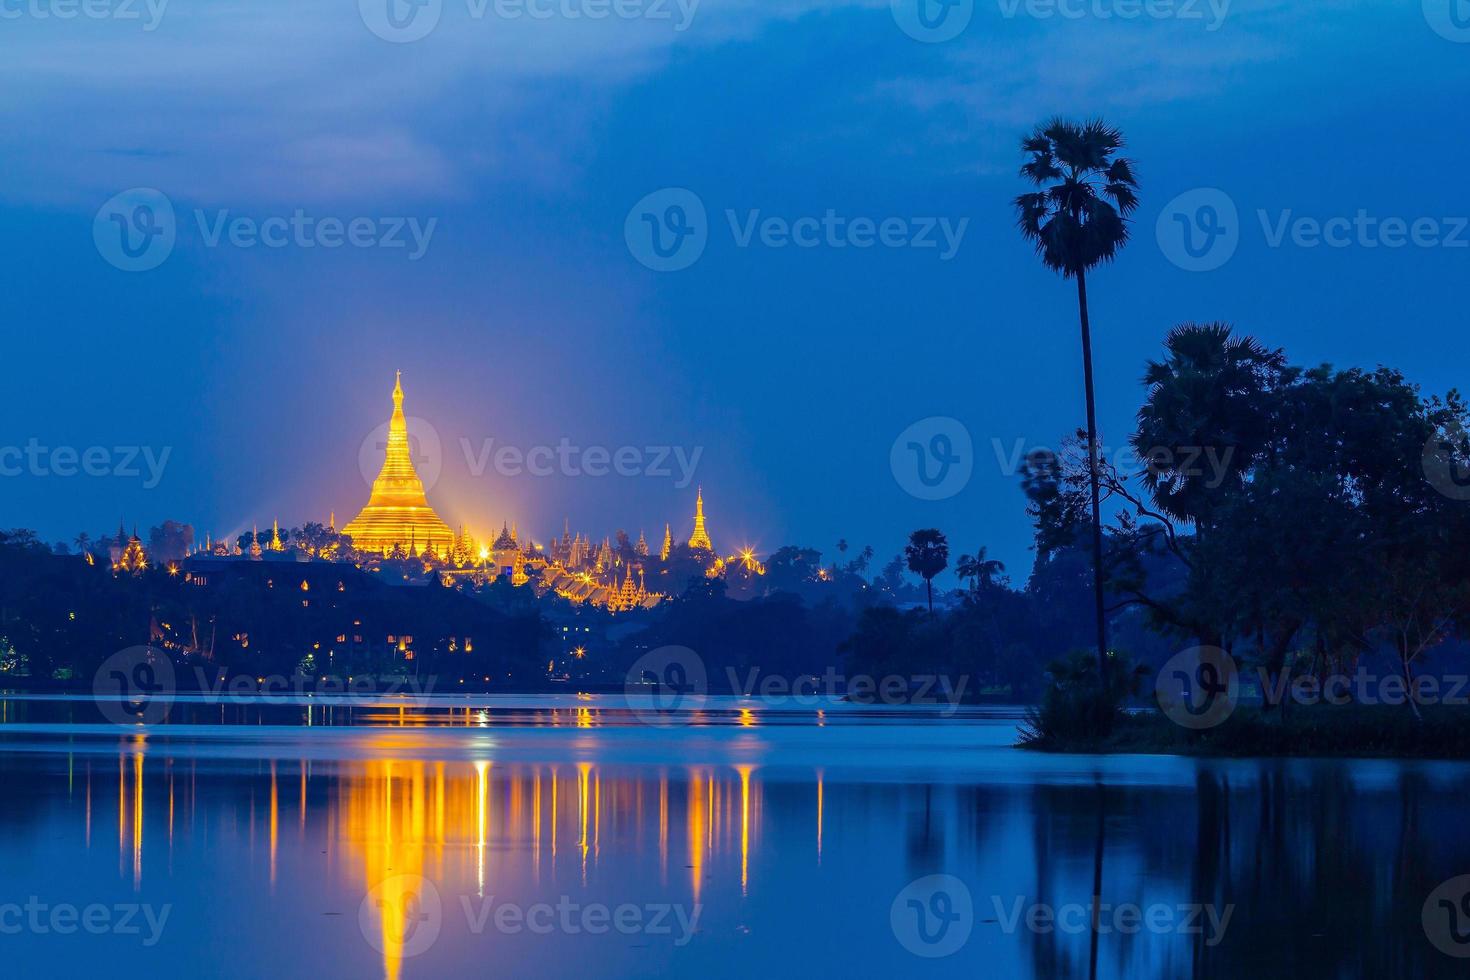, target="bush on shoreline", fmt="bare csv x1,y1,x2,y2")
1021,703,1470,759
